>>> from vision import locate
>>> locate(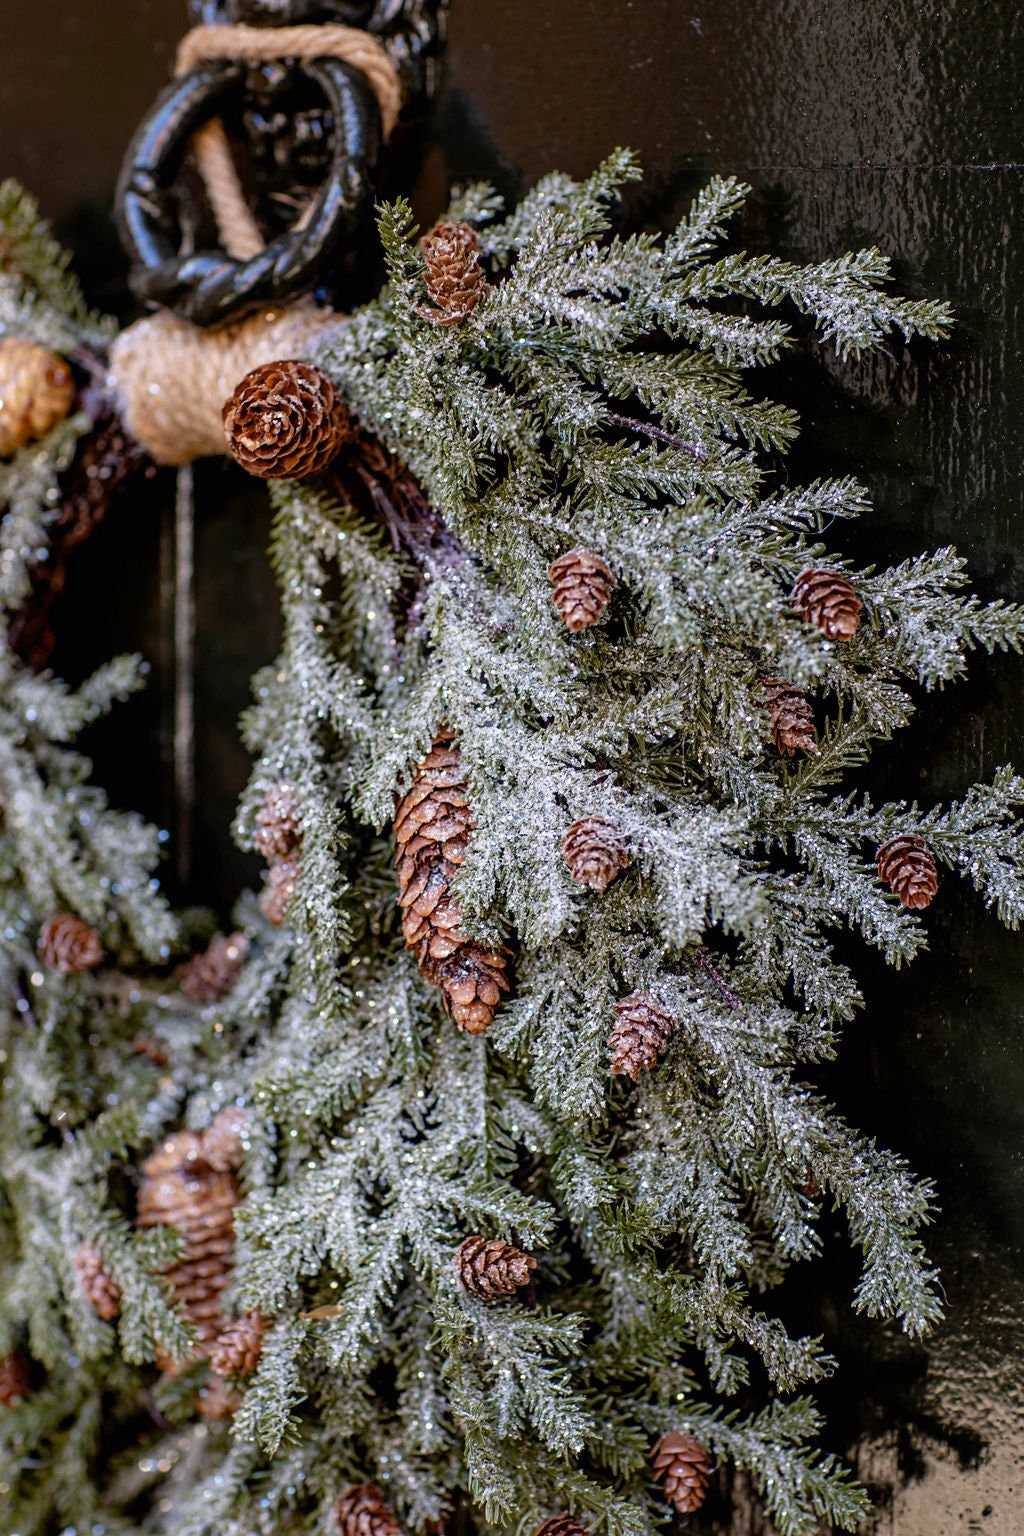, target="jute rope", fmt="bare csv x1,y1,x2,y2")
109,302,337,466
176,23,404,262
190,118,265,260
